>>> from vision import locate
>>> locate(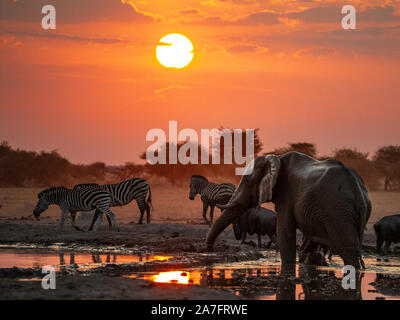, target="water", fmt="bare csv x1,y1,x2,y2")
1,248,400,300
0,248,172,270
127,253,400,300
